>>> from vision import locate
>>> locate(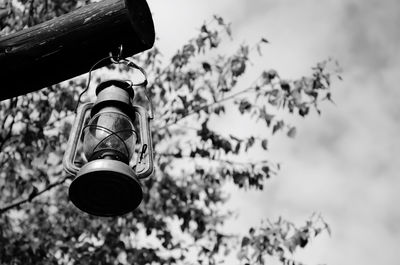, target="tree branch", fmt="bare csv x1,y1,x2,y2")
0,175,72,215
157,152,273,167
0,113,16,152
155,85,257,131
